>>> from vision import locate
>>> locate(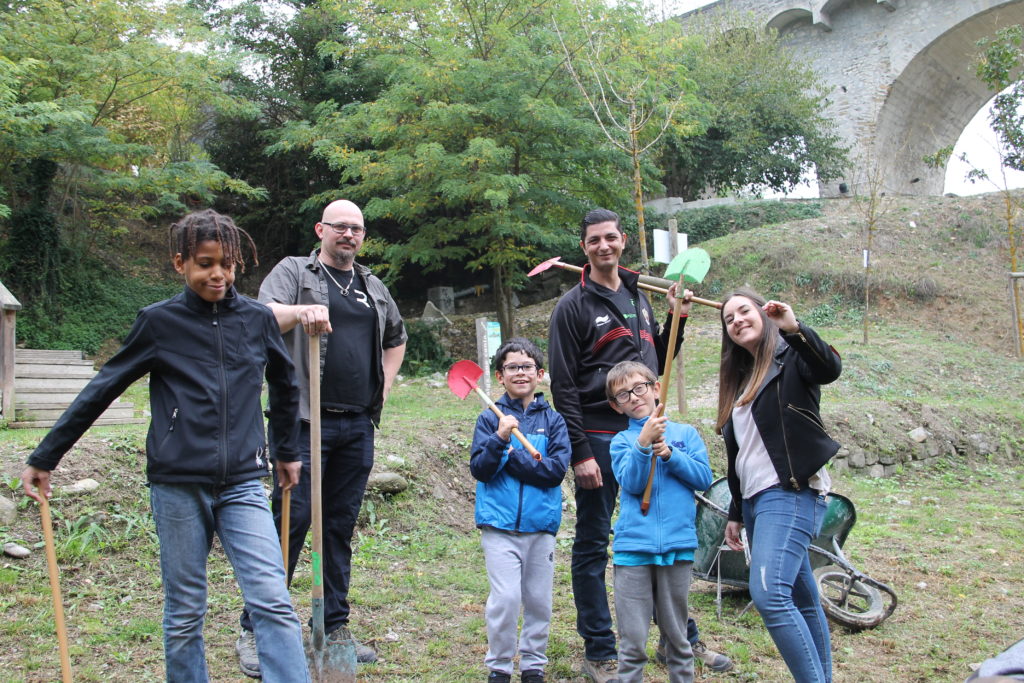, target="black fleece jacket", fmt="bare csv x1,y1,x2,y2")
27,286,301,485
548,265,684,467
